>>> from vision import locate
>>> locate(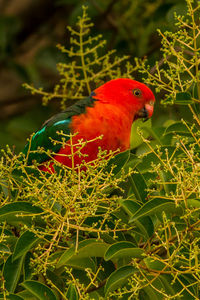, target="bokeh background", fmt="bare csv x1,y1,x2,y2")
0,0,187,152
